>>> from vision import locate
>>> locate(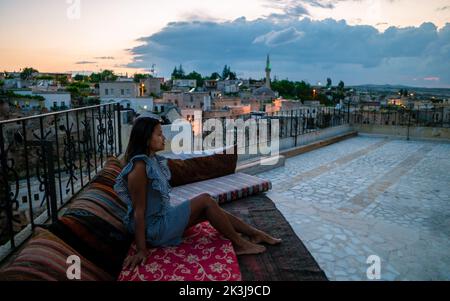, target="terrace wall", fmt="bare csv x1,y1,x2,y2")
354,125,450,142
